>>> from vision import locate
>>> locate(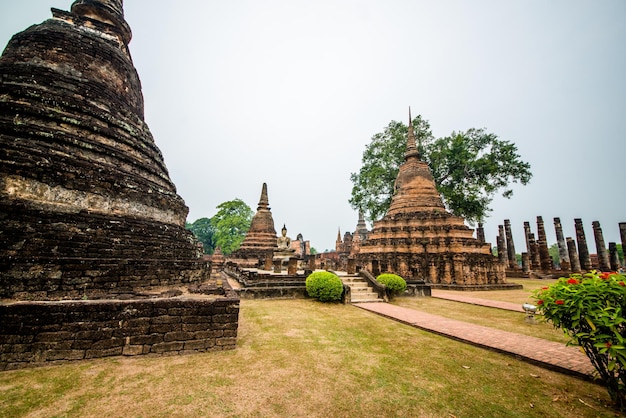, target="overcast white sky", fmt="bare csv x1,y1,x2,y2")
1,1,625,252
